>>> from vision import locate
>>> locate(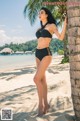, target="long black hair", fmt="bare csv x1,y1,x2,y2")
40,7,57,27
